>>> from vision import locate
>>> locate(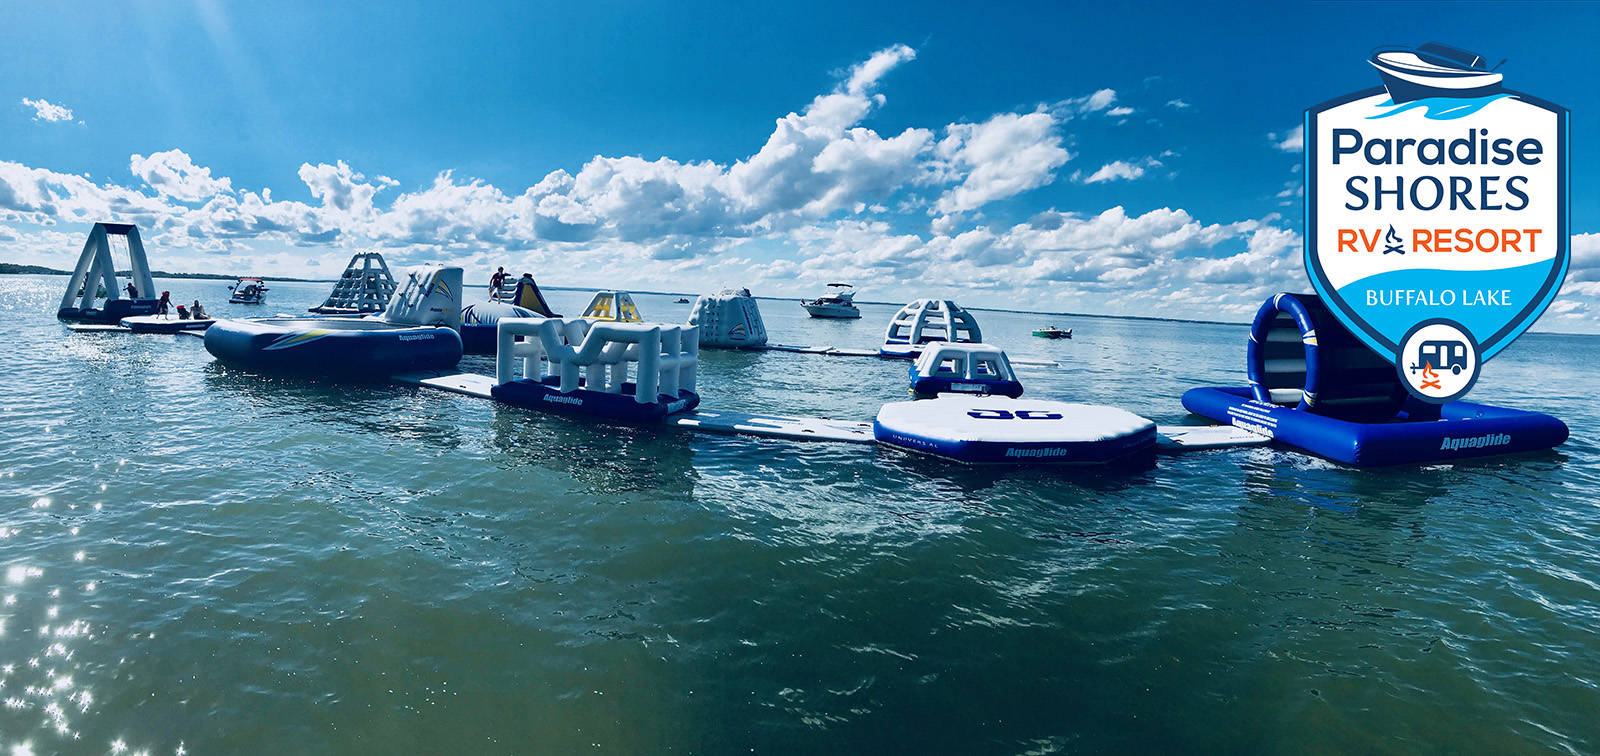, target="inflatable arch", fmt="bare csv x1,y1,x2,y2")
1183,293,1568,466
57,222,159,324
